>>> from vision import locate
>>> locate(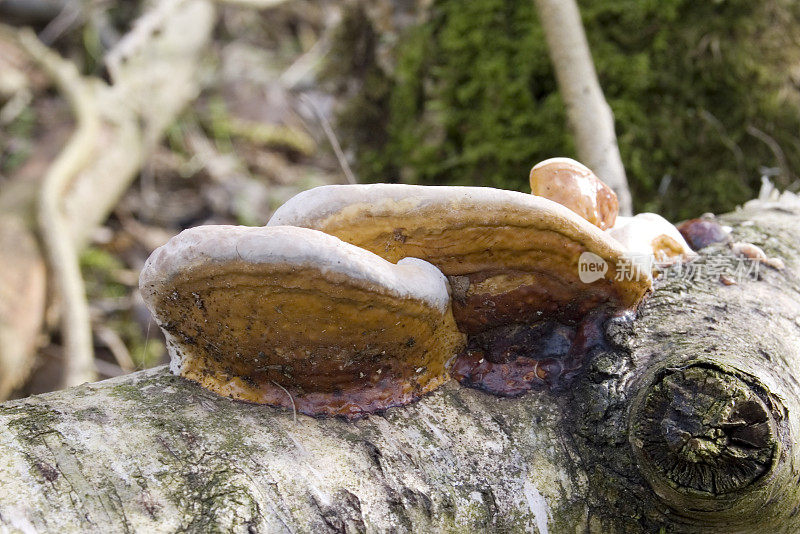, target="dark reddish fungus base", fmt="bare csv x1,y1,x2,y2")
677,218,730,250
451,310,618,396
169,342,445,420
450,271,627,335
162,325,454,420
240,375,429,420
